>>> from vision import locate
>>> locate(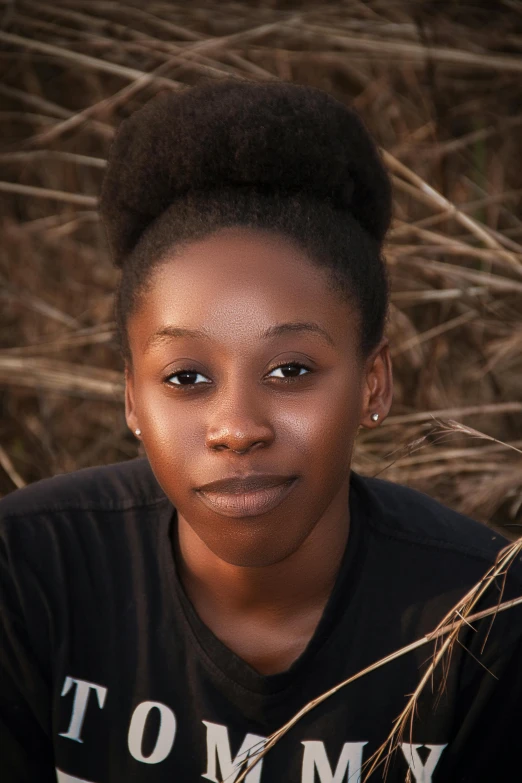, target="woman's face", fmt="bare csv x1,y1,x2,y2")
125,228,392,566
